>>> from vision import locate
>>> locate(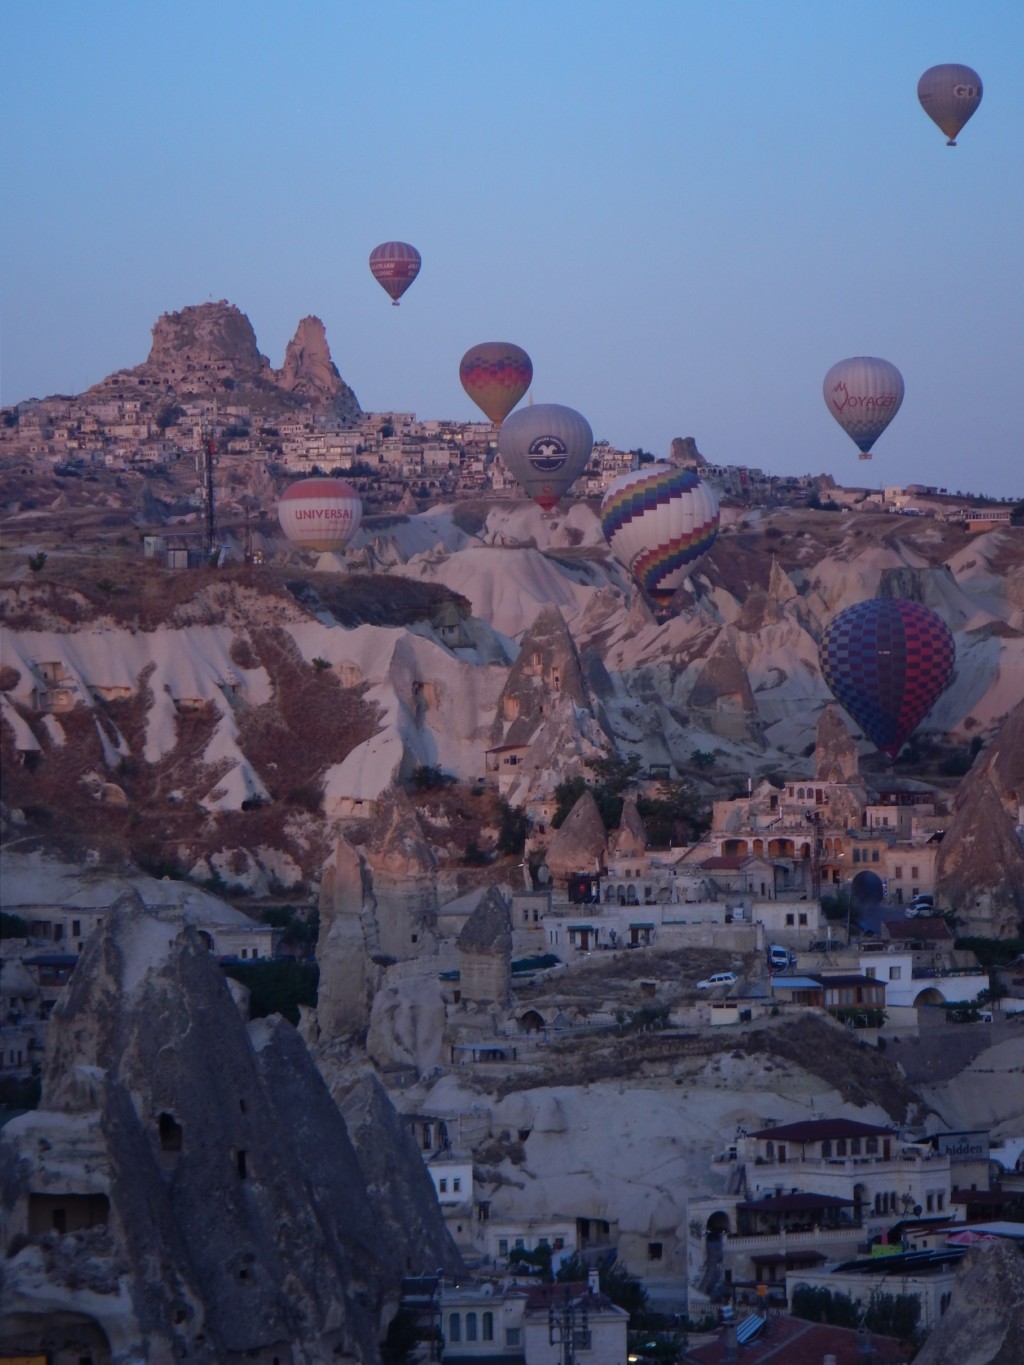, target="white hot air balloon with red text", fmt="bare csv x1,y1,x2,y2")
277,477,362,553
